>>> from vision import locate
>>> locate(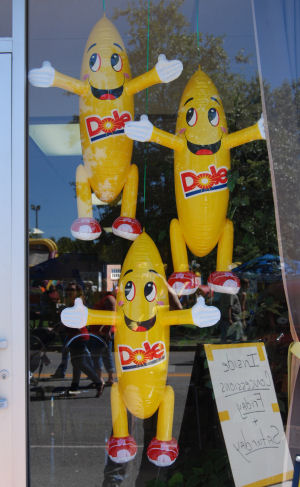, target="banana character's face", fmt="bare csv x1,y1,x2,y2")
116,233,168,332
176,69,227,157
81,16,131,101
